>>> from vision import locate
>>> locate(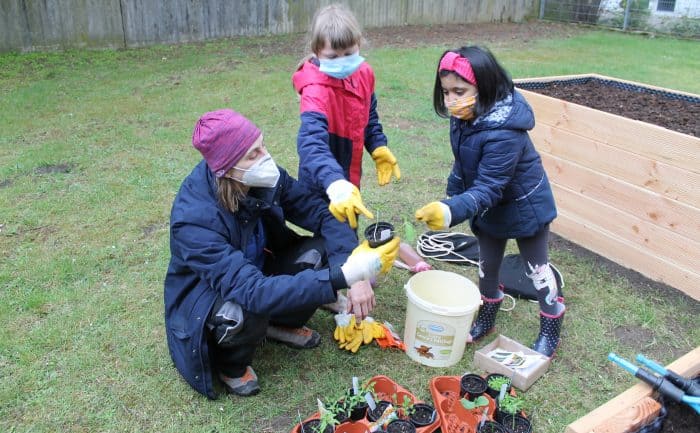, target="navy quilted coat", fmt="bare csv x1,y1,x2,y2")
442,91,557,238
164,161,356,398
